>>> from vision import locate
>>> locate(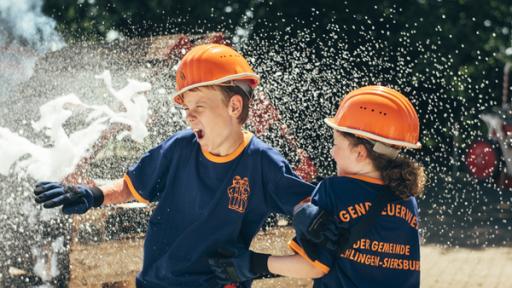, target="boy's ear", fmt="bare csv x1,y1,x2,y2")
228,95,243,118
